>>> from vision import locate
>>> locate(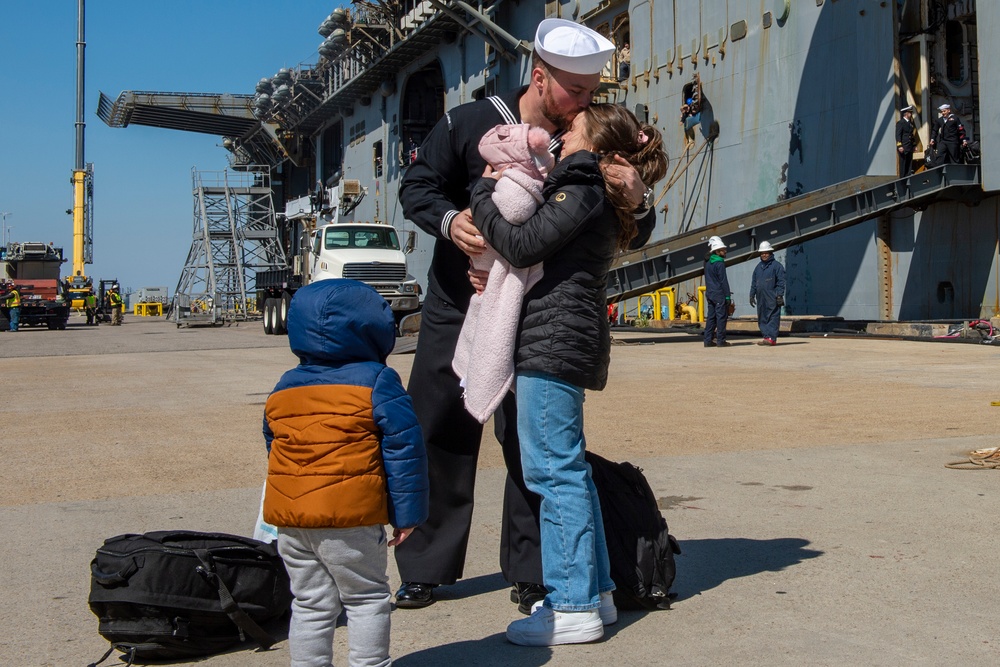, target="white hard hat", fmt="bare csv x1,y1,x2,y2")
534,18,615,75
758,241,774,252
708,236,726,252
